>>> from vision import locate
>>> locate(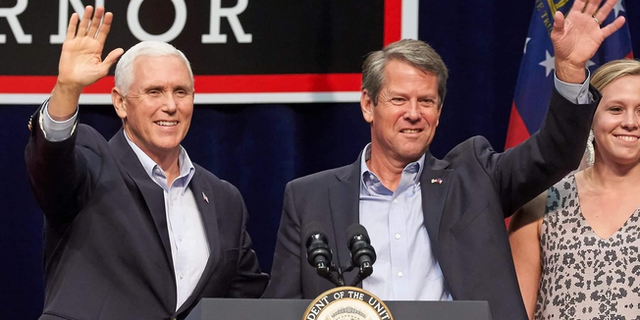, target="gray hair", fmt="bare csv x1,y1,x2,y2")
362,39,449,106
114,41,193,96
